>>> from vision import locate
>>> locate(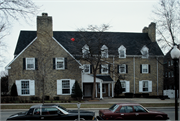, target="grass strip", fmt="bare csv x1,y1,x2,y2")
1,103,176,109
